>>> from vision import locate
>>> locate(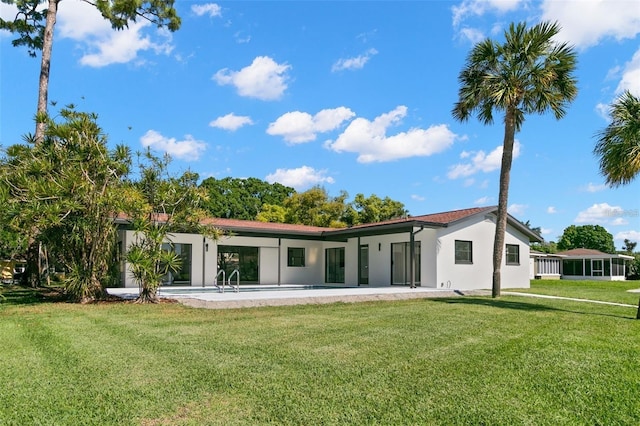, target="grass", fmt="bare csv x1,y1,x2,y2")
516,279,640,305
1,282,639,425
